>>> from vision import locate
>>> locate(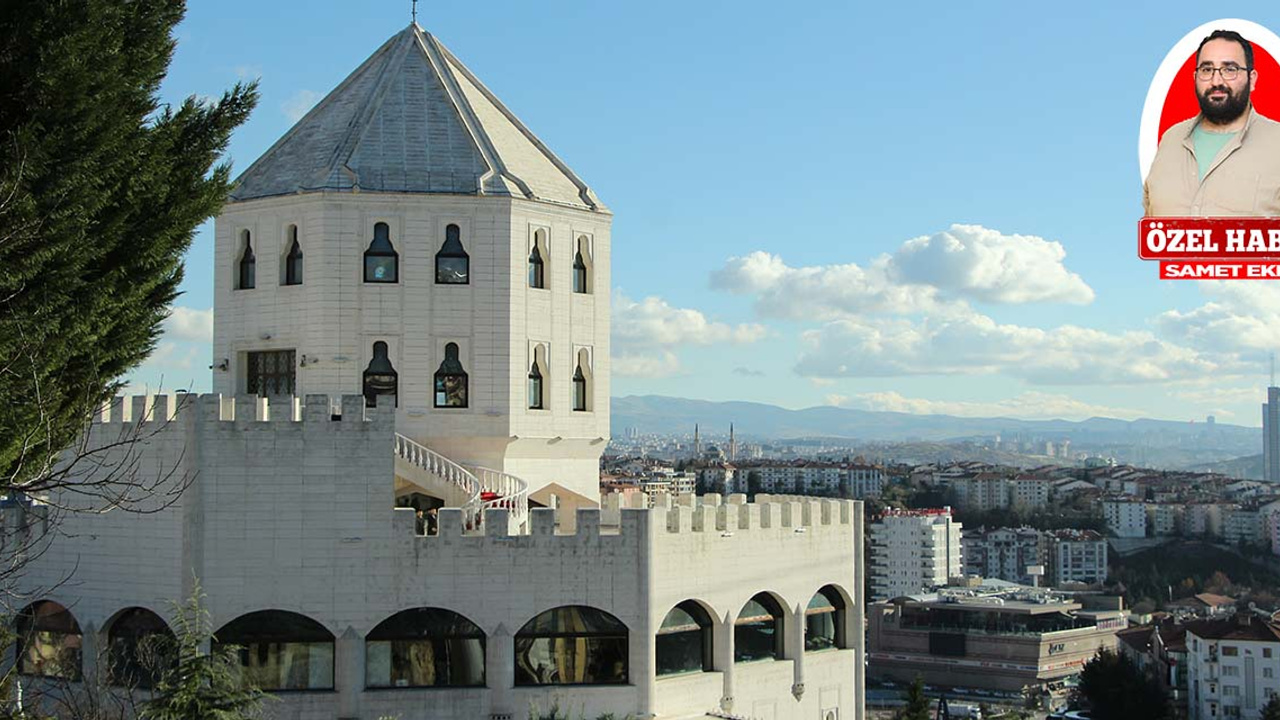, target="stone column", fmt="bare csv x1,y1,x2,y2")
336,626,362,719
719,611,736,712
488,623,514,717
791,603,806,701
